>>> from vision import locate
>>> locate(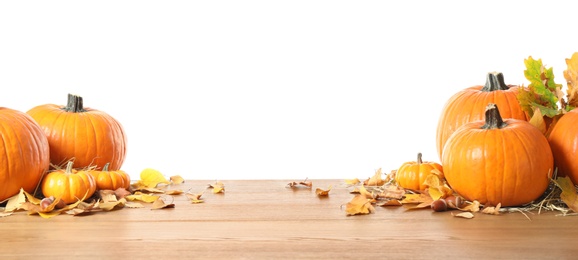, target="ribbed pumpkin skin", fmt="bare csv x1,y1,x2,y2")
395,153,443,191
548,108,578,184
89,164,131,190
0,108,50,201
41,162,96,204
442,107,552,207
26,95,127,170
436,73,527,160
